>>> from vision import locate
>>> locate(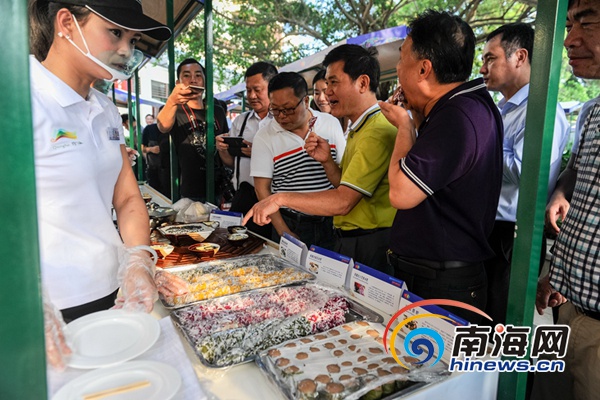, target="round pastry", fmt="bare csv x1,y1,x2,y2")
297,379,317,396
276,357,290,367
268,349,281,358
315,374,331,384
326,364,341,373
